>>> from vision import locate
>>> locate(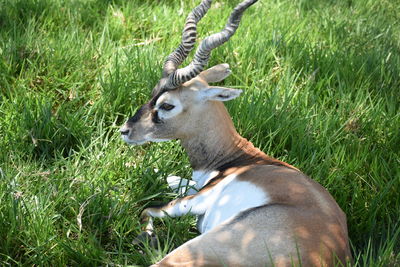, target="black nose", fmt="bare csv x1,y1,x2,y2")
120,129,130,135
